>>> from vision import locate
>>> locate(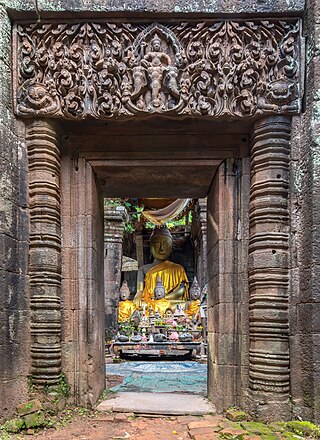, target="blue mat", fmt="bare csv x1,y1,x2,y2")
106,361,207,395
